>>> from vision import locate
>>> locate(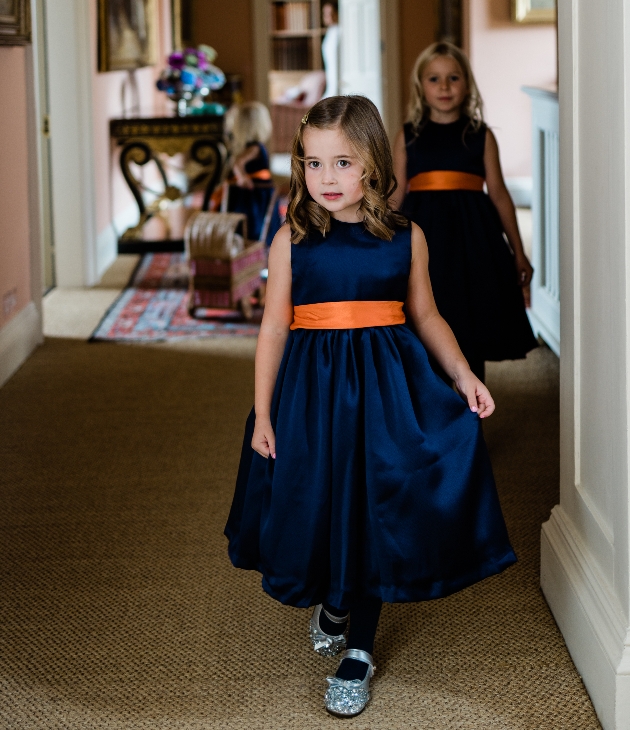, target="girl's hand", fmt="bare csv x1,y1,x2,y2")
252,416,276,458
454,371,495,419
515,253,533,287
234,172,254,190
